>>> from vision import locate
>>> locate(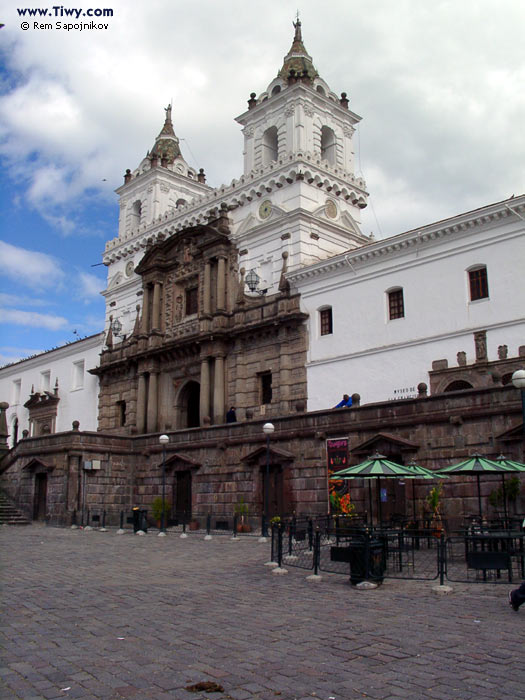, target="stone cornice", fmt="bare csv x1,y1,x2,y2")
103,156,369,264
287,194,525,284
